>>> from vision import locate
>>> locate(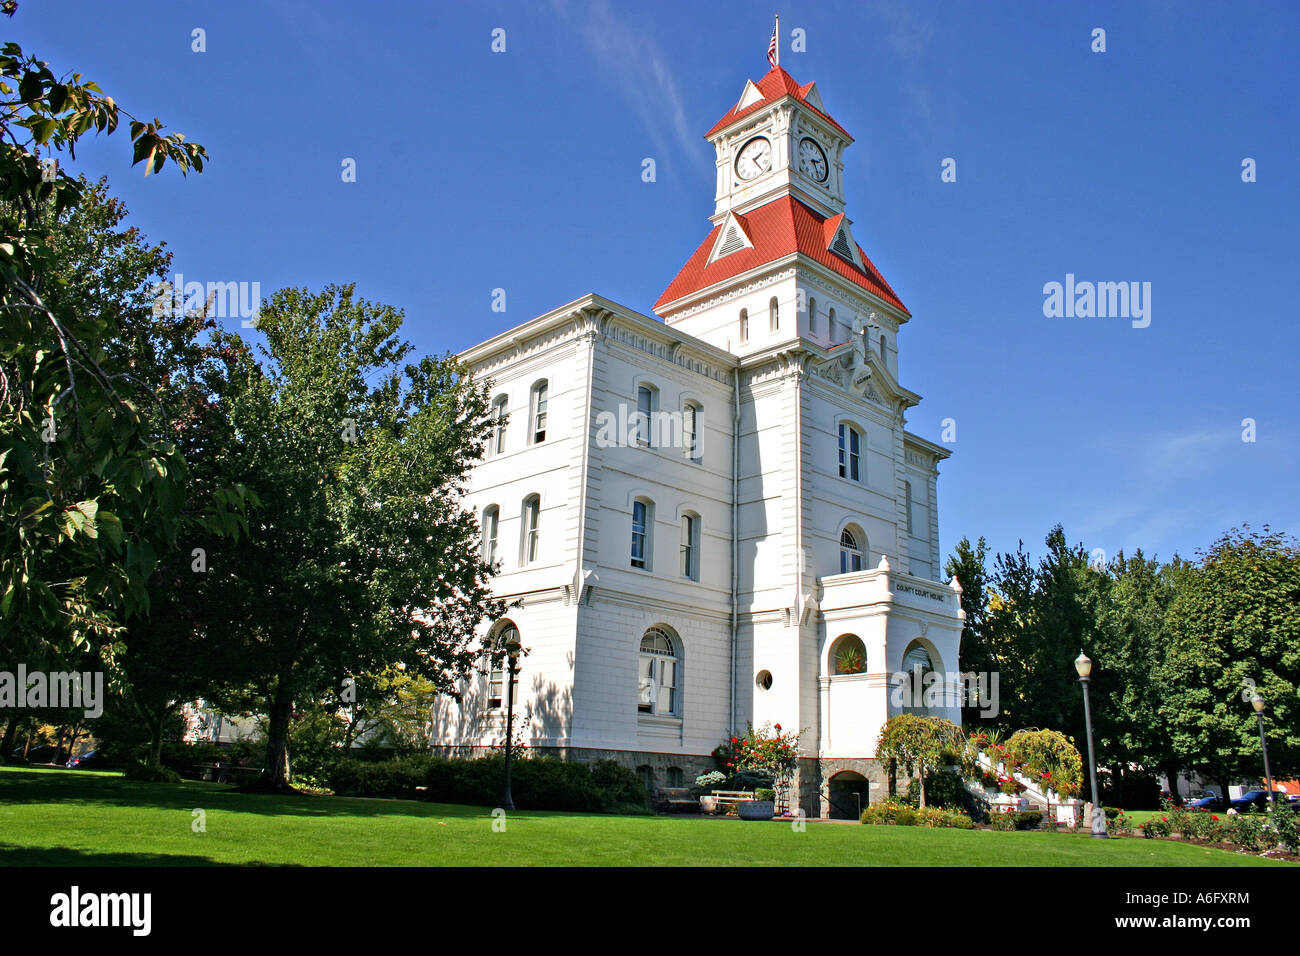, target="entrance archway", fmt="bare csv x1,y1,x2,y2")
828,770,869,820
